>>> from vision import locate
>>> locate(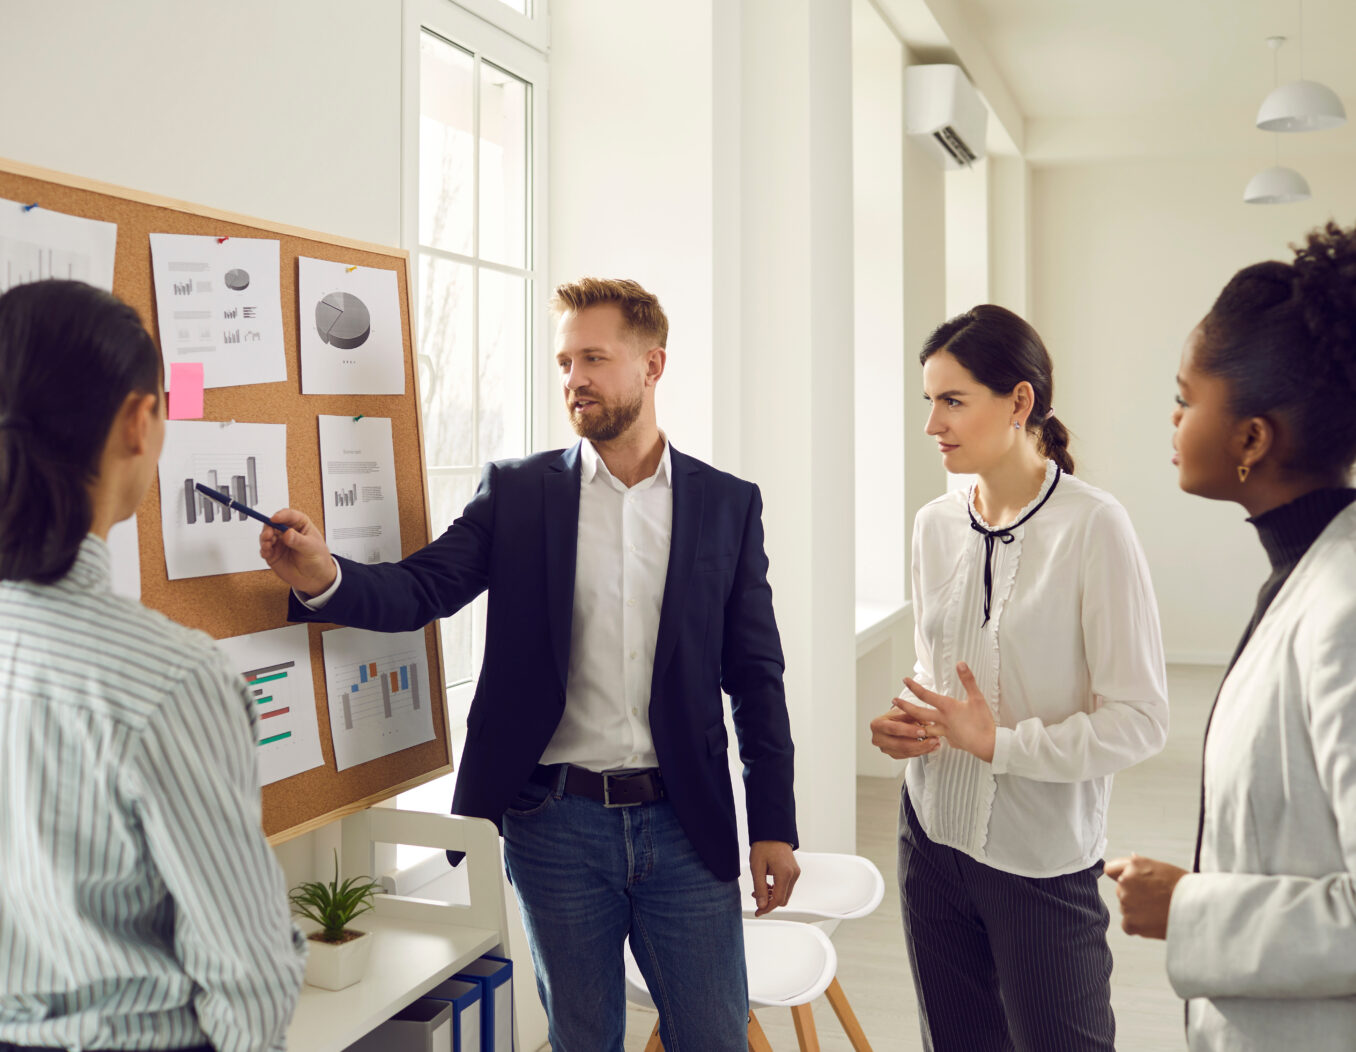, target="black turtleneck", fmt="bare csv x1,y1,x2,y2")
1192,486,1356,872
